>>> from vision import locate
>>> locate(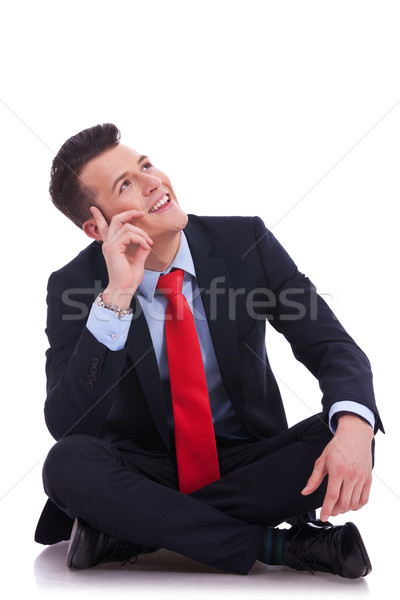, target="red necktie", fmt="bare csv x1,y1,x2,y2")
157,269,220,494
